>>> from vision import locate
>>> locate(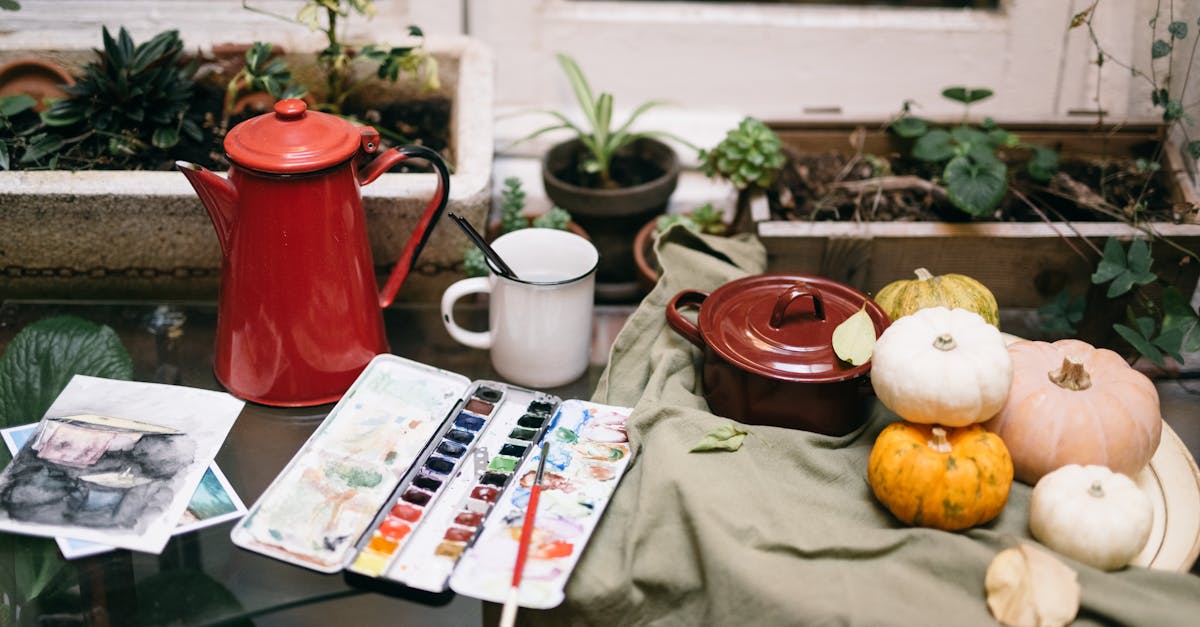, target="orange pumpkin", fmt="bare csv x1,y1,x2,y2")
868,422,1013,531
985,339,1162,485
